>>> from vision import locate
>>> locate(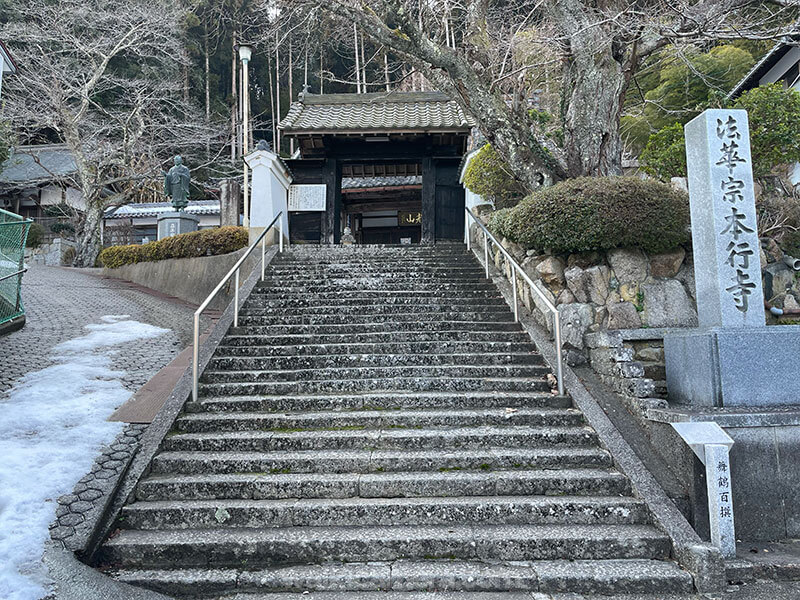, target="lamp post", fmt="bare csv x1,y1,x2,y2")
238,43,252,228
